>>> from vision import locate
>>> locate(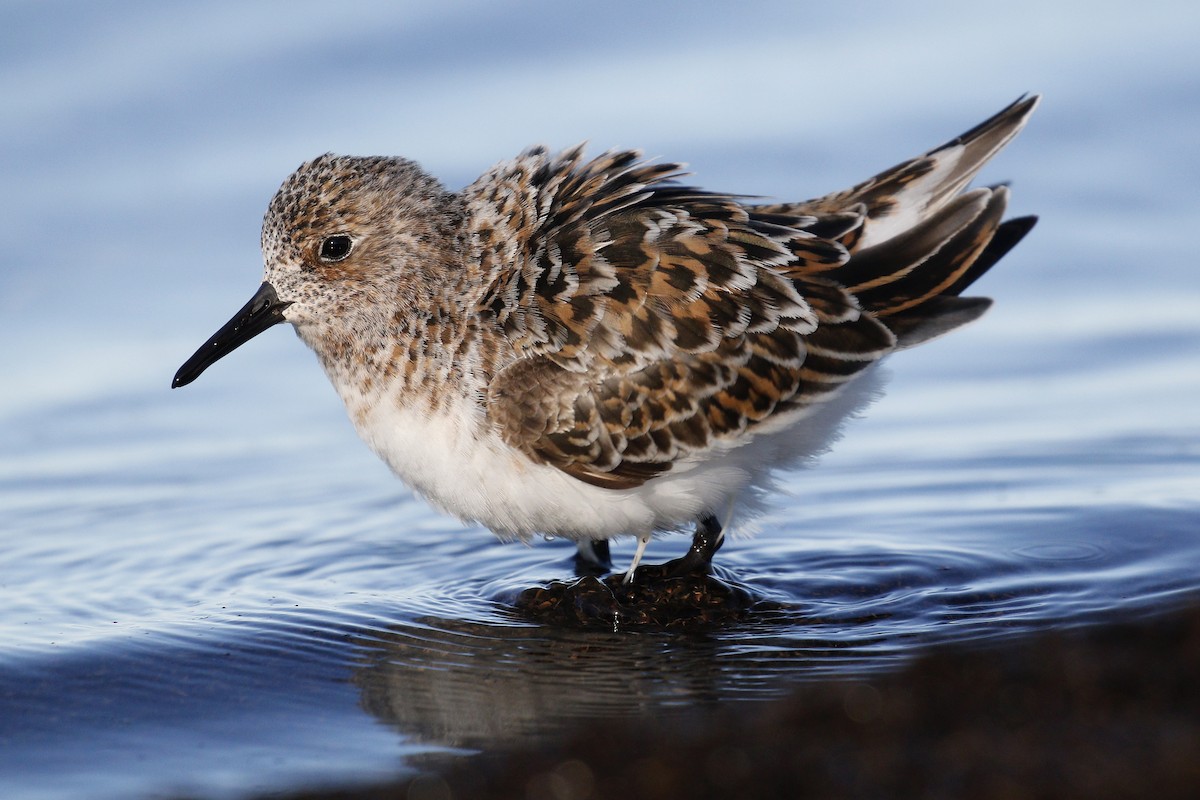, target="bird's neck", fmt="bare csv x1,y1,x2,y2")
301,279,491,419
